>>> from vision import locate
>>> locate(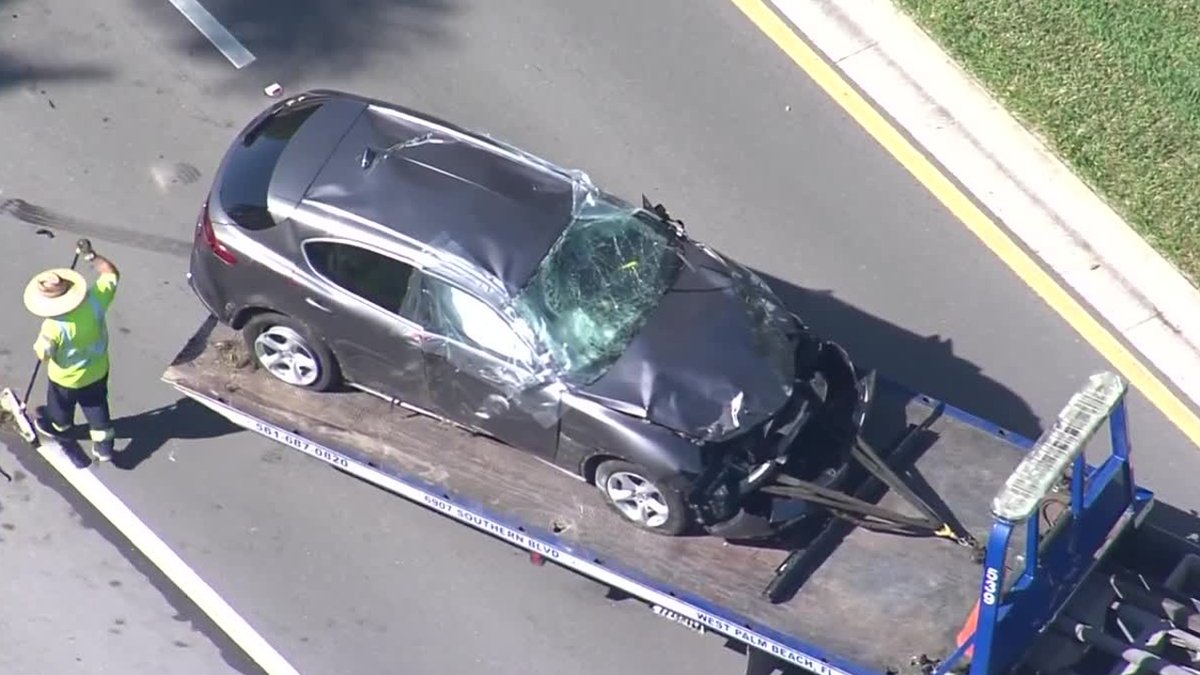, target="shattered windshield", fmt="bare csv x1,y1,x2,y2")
514,198,683,382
